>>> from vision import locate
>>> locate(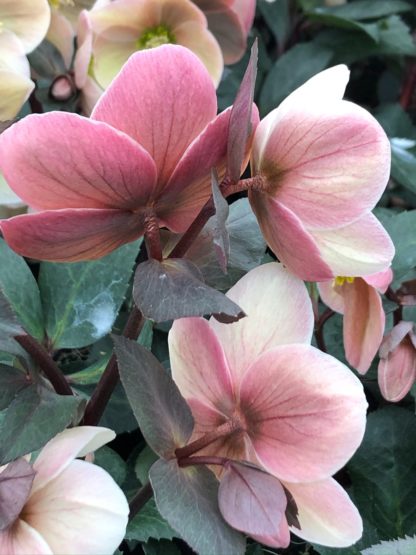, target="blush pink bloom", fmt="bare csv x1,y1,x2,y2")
250,65,395,282
169,263,367,548
0,45,258,261
318,268,392,374
193,0,256,64
0,427,129,555
378,321,416,402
